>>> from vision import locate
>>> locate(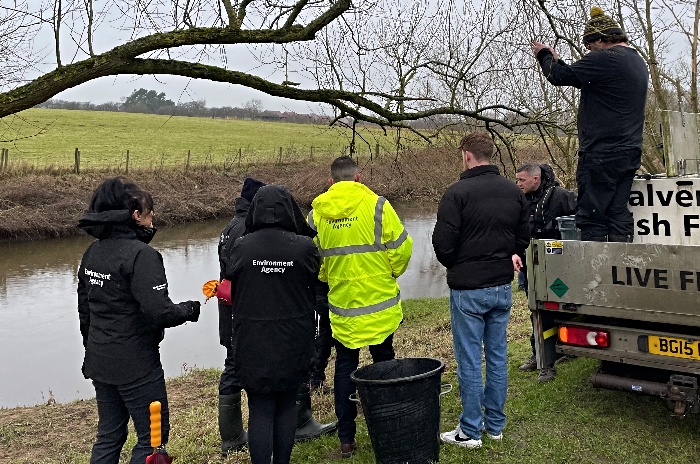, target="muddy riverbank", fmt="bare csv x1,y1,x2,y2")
0,148,460,240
